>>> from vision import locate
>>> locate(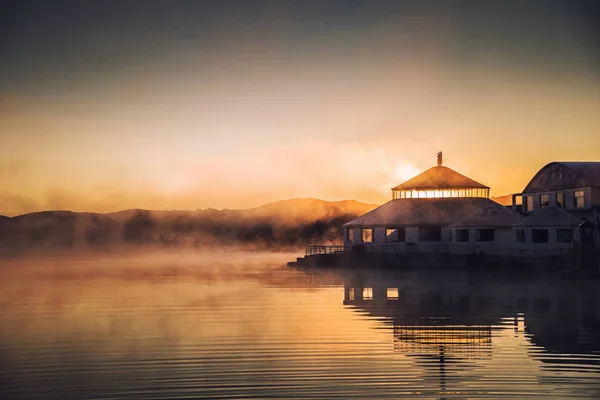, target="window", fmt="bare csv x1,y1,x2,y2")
346,228,353,243
526,196,534,212
363,288,373,300
361,228,373,243
419,226,442,242
386,228,397,242
455,229,470,242
387,288,399,300
575,190,585,208
385,227,405,242
476,229,495,242
540,194,549,208
516,229,525,243
348,288,355,301
557,229,573,243
556,192,564,208
532,229,549,243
